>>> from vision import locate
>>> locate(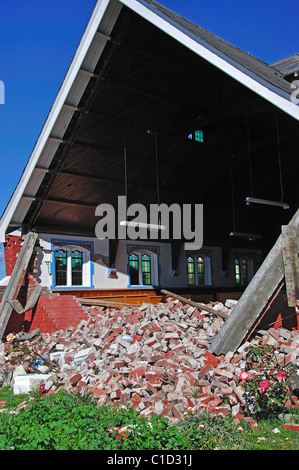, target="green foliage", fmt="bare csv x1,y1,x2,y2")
0,386,29,410
241,344,293,419
0,390,242,450
178,412,243,450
